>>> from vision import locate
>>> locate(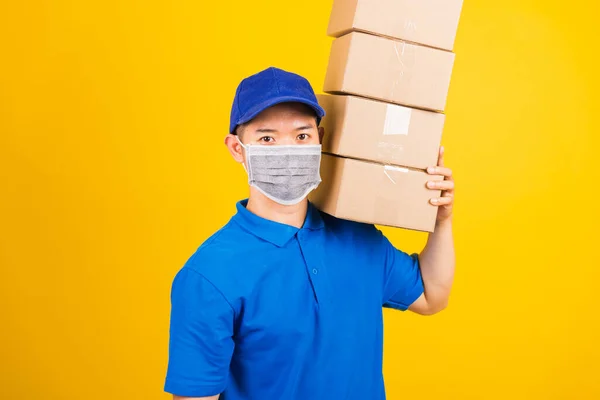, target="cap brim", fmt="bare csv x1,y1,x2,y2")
234,96,326,133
